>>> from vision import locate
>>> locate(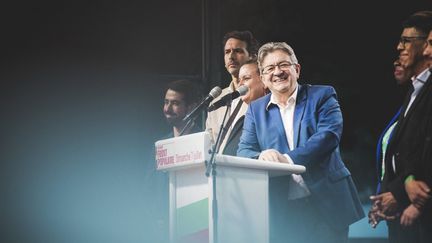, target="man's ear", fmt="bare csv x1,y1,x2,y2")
295,64,301,79
260,76,268,89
